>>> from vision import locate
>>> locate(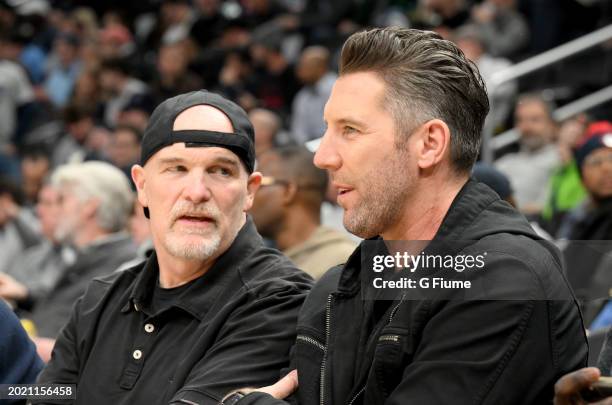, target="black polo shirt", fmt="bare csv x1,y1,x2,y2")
35,218,313,405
